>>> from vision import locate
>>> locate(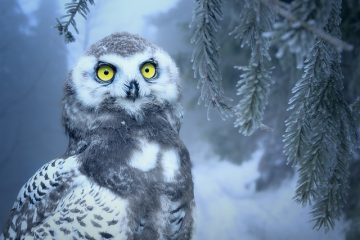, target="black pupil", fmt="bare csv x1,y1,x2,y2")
145,68,149,73
104,69,109,75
